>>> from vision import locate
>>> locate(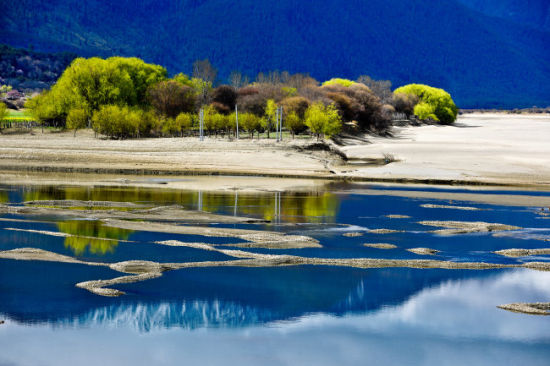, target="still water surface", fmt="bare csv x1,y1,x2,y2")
1,183,549,365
